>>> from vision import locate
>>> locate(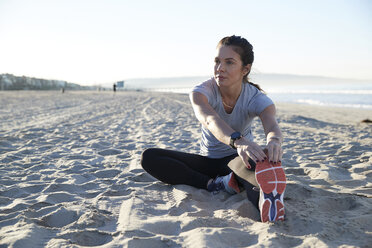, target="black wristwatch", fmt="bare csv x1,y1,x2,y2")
230,131,242,149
